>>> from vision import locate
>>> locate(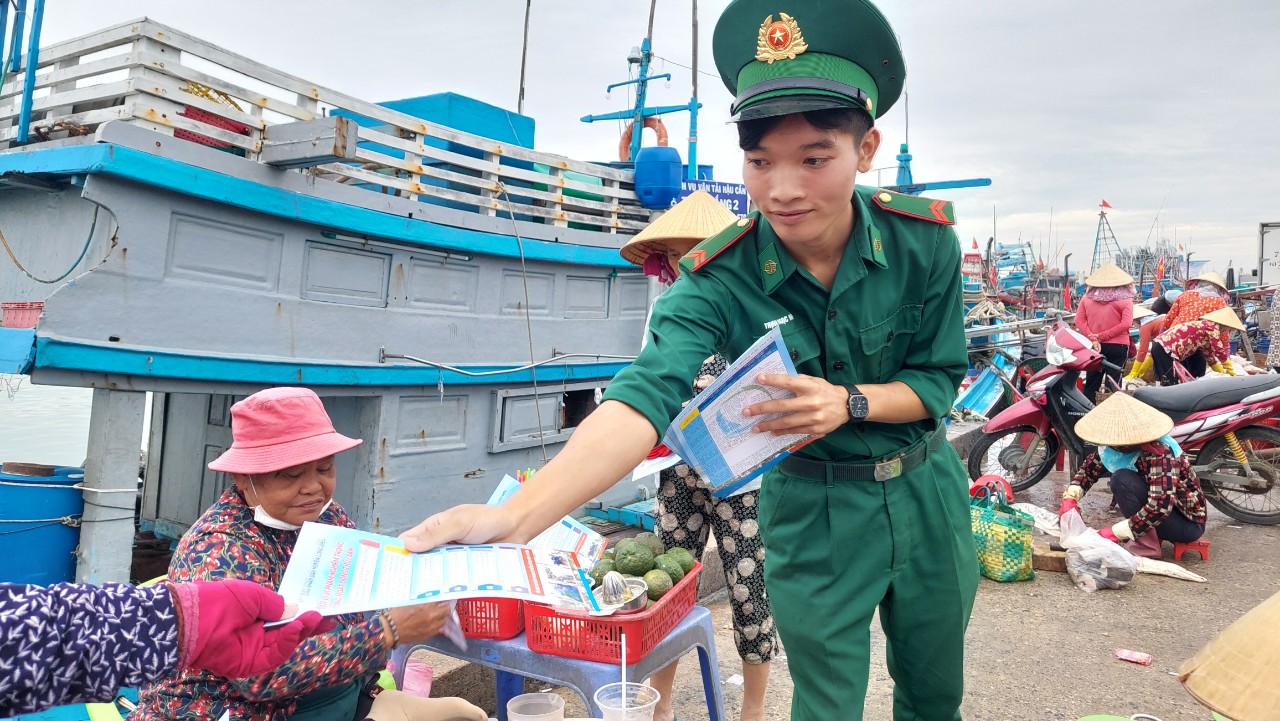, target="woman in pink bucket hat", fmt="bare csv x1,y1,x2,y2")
133,388,486,721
